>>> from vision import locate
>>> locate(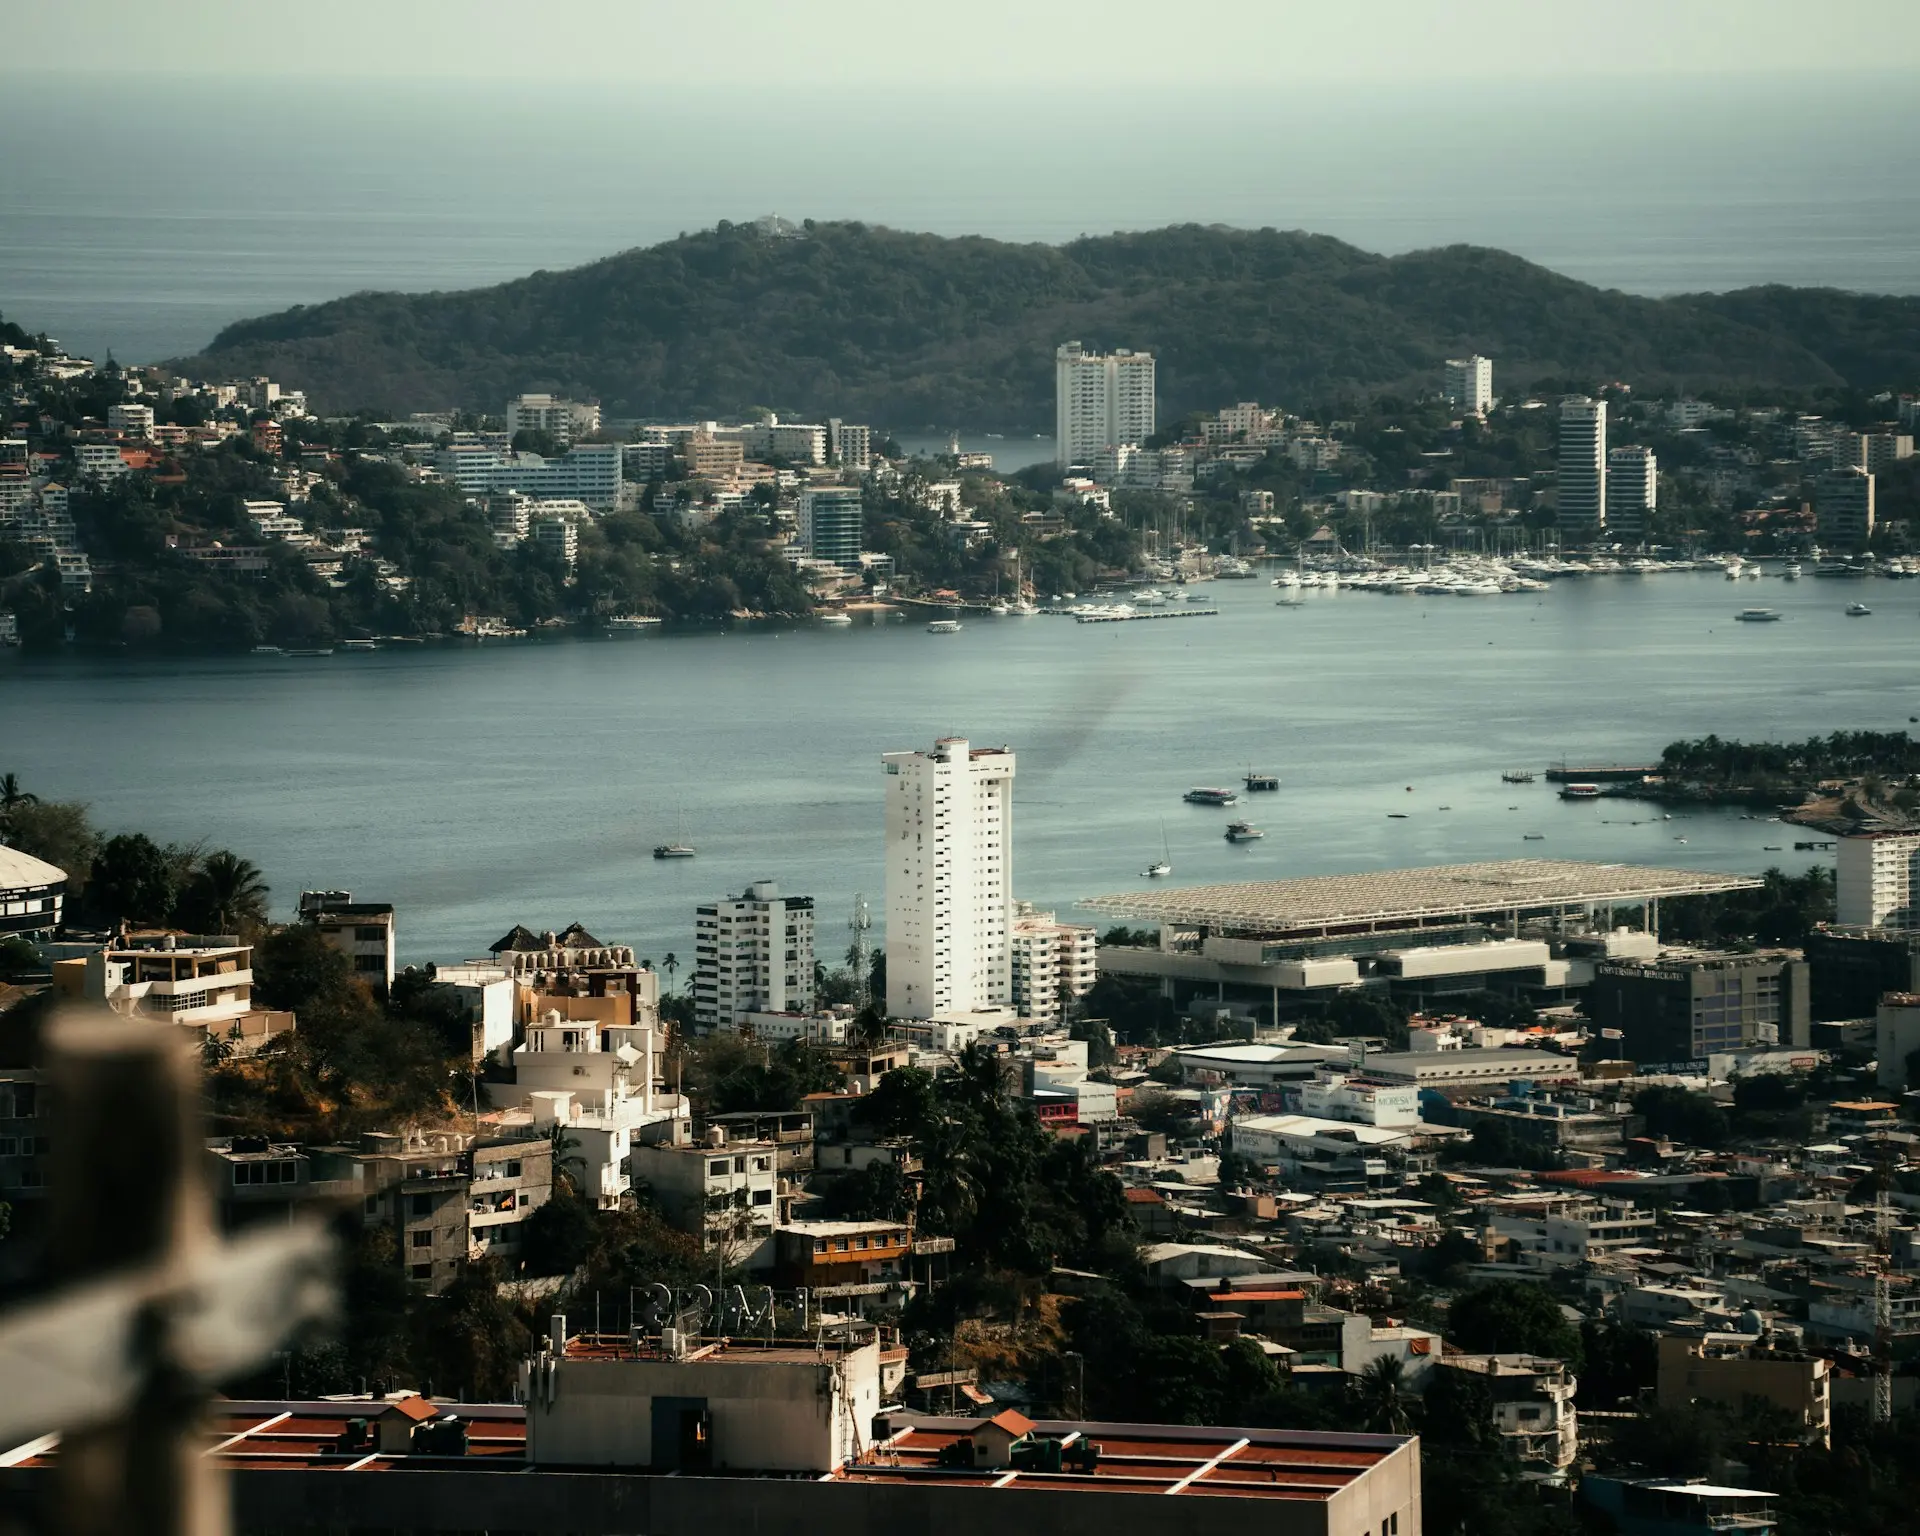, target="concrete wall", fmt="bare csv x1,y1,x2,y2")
528,1343,879,1471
